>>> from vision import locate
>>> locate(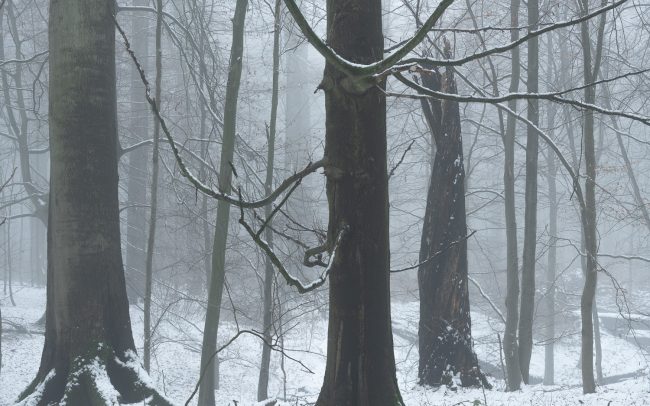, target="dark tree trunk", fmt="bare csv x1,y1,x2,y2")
315,1,402,404
416,58,489,388
17,1,169,404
